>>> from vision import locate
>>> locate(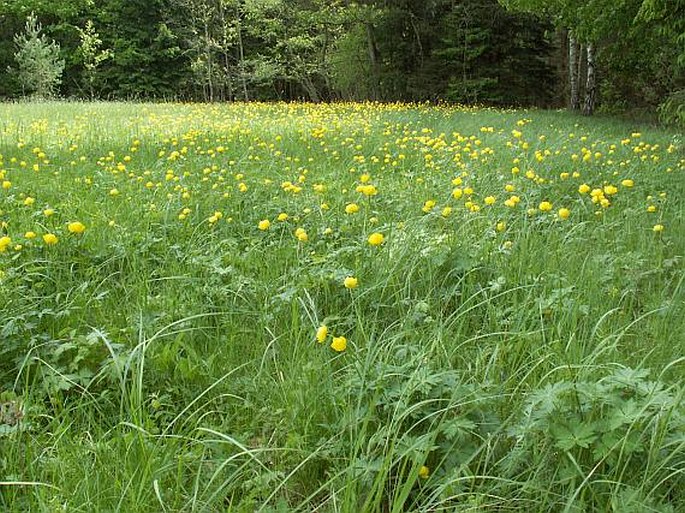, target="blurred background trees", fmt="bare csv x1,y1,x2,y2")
0,0,682,123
